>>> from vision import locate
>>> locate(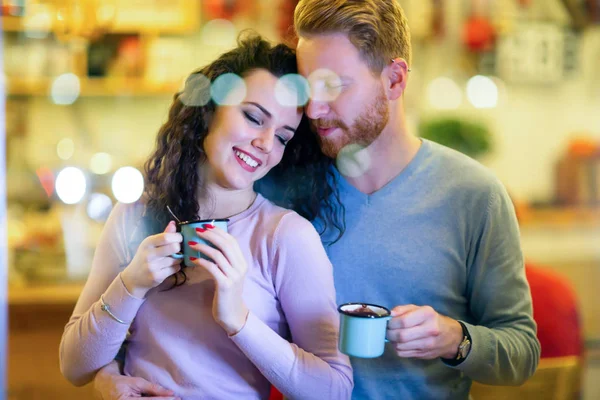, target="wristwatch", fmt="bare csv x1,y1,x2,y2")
455,321,472,361
442,321,472,366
